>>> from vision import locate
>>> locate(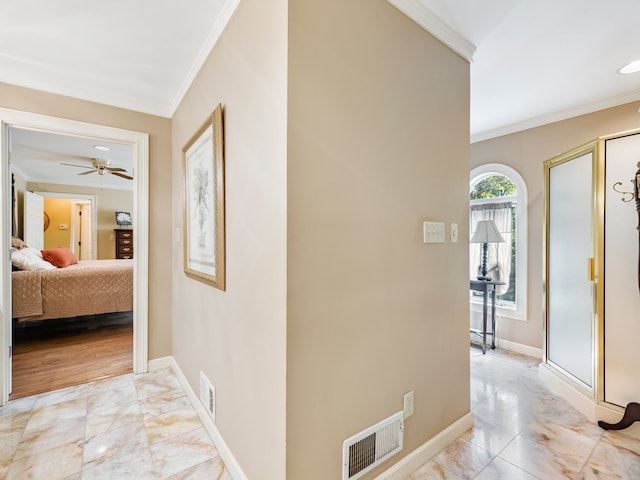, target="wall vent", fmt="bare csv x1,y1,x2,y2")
199,371,215,421
342,411,404,480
